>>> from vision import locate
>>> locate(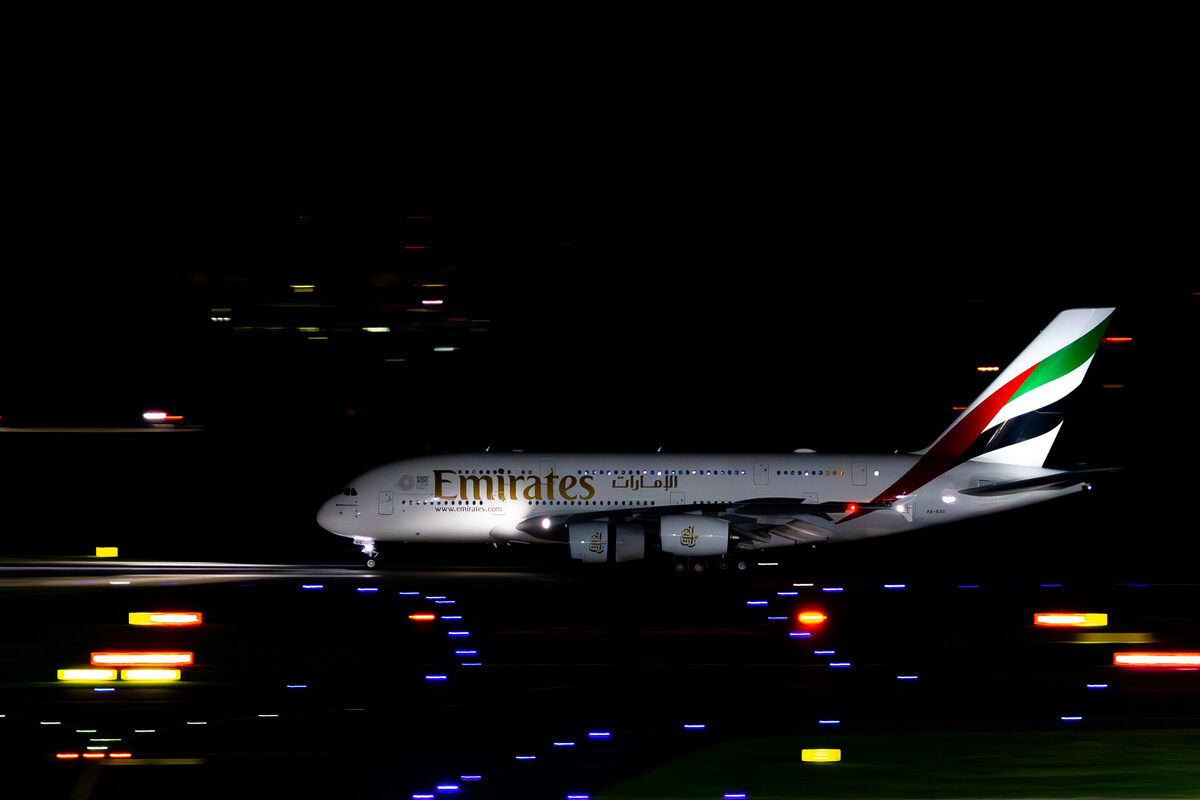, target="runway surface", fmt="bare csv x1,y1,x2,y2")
2,553,1198,799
